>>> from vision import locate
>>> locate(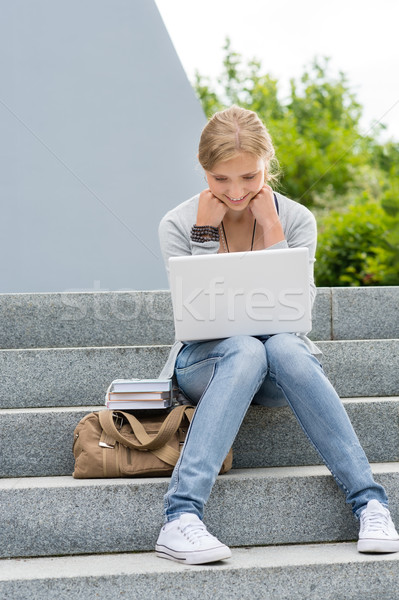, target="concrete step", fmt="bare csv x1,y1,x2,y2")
0,344,170,409
317,339,399,397
1,542,399,600
331,285,399,340
1,463,398,559
0,291,176,349
0,339,398,409
0,287,397,350
0,288,330,349
1,398,398,478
